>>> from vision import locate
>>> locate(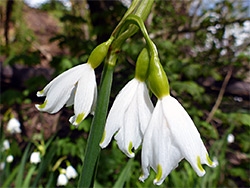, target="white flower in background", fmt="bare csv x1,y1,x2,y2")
100,78,153,158
57,173,68,186
6,155,14,163
7,118,21,134
30,152,41,164
3,140,10,151
0,162,5,170
212,157,219,166
227,133,235,144
140,95,217,185
35,63,97,126
66,165,78,179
